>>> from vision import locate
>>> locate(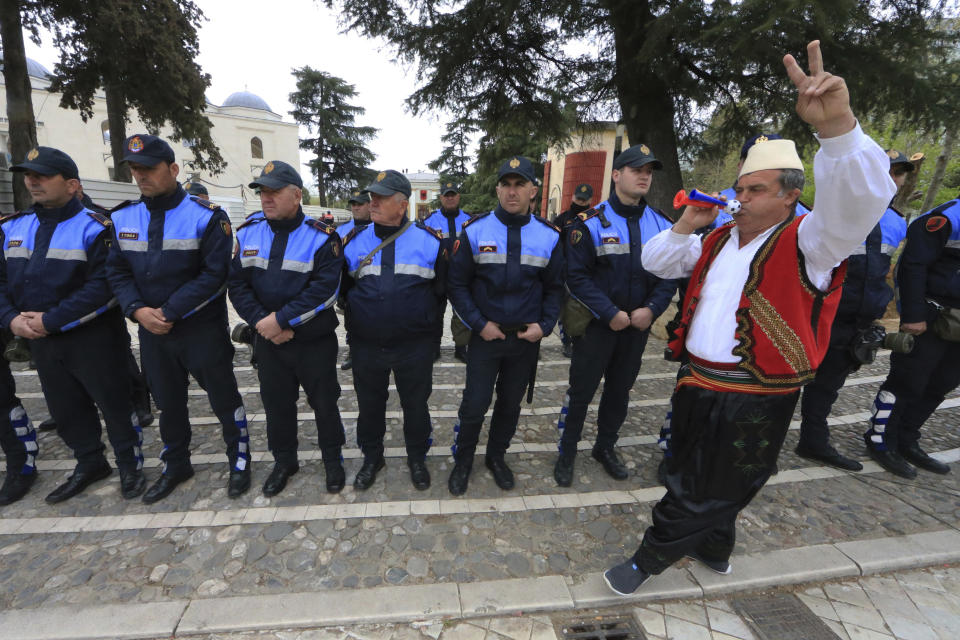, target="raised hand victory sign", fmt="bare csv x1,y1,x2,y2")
783,40,857,138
